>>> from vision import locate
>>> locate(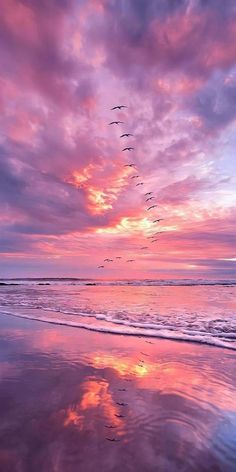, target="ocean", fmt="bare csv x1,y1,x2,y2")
1,278,235,350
